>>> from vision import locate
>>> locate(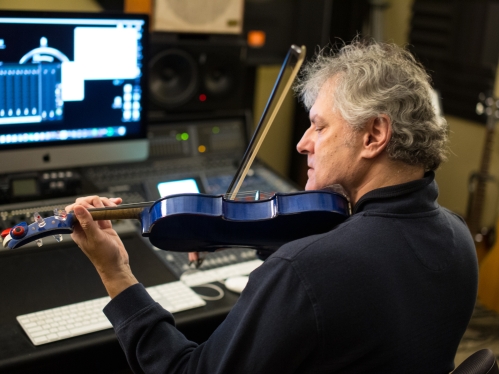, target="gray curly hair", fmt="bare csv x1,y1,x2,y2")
294,40,448,171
